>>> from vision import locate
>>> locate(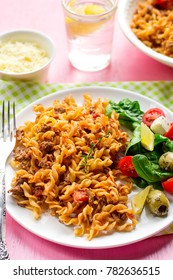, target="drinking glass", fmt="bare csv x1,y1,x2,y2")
62,0,118,72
